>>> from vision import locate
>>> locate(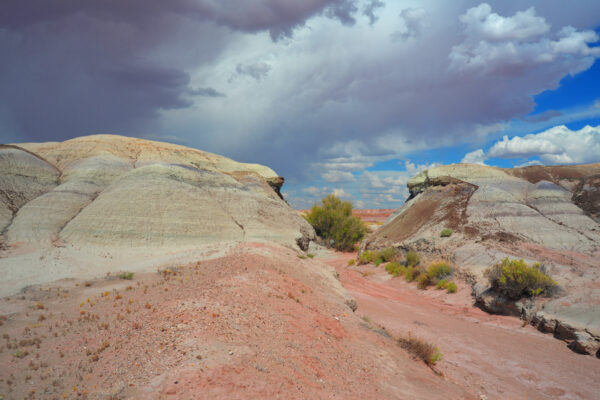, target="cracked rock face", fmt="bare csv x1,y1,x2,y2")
0,135,314,296
365,163,600,356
